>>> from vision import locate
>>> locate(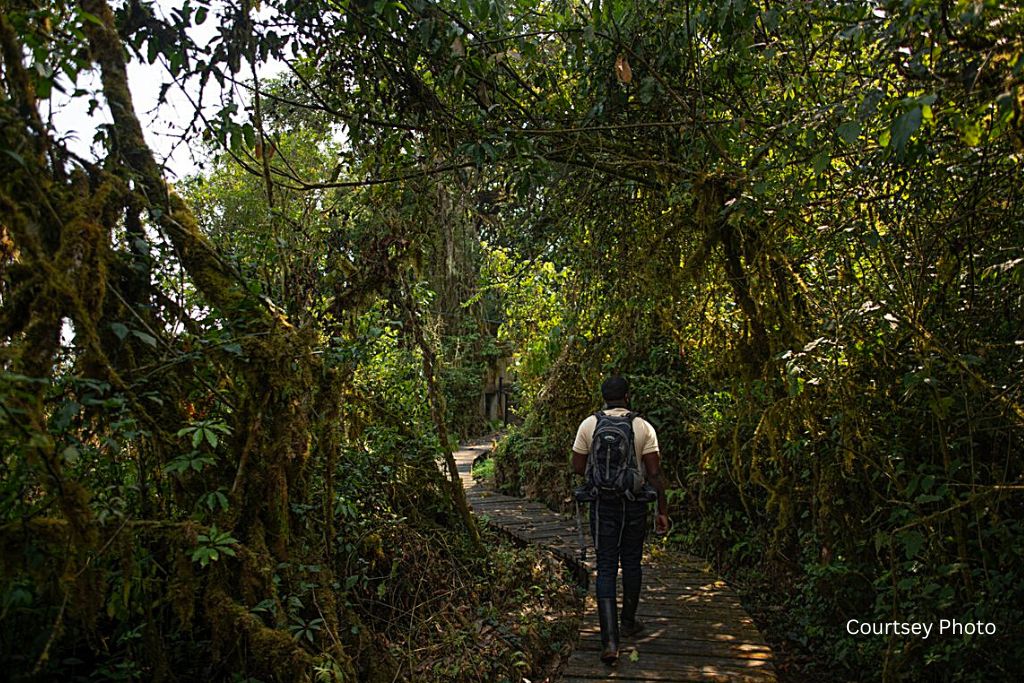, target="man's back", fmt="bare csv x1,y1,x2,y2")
572,407,659,482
